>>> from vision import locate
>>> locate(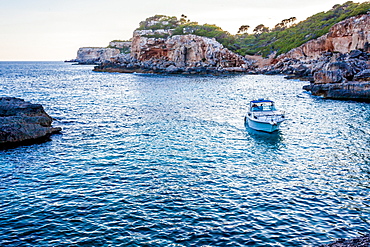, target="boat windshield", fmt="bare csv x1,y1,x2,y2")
251,103,276,111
